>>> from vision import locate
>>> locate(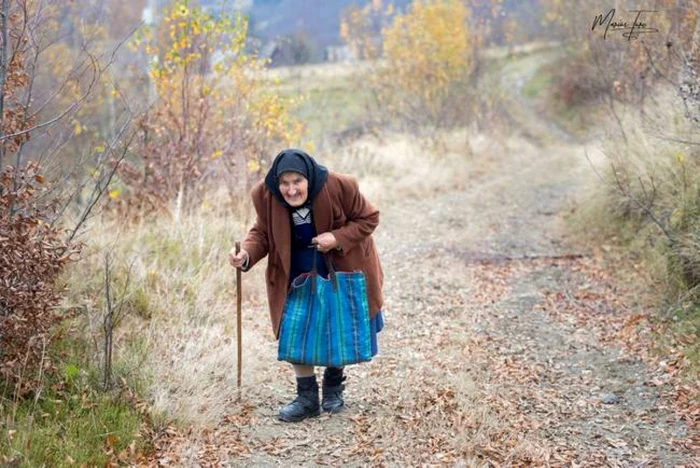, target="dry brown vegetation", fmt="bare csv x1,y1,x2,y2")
0,2,82,397
545,1,700,371
0,163,76,396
